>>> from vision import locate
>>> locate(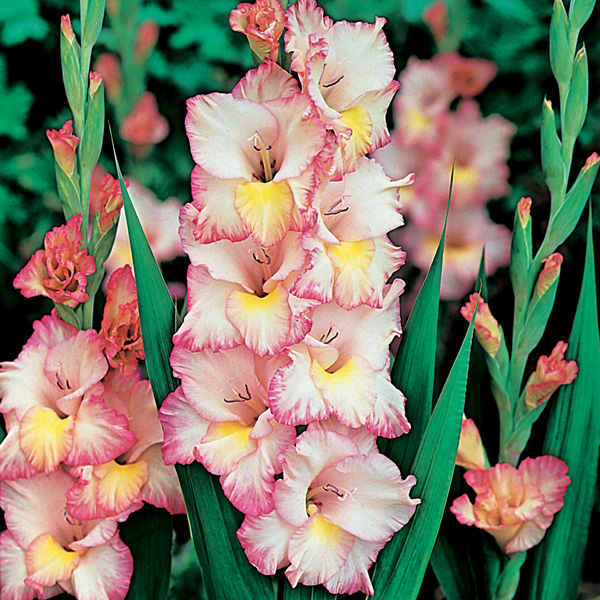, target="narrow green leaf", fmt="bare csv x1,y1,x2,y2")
528,205,600,599
562,46,588,154
568,0,596,32
120,505,173,600
540,98,565,203
80,82,105,184
82,0,105,50
54,302,81,329
494,552,526,600
372,301,477,599
282,579,335,600
55,165,81,221
60,29,84,126
549,0,572,87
